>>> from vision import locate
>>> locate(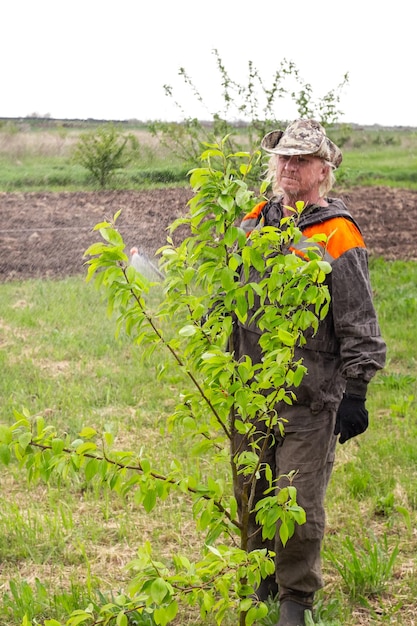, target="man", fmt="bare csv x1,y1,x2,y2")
234,119,386,626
